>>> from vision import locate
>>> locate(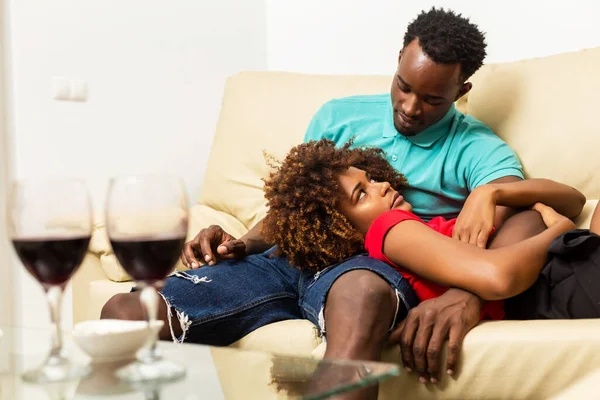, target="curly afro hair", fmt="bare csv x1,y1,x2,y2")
262,139,407,272
404,7,486,81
